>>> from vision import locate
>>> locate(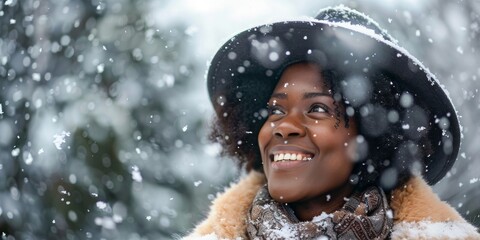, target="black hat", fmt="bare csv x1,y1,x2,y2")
207,6,460,185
